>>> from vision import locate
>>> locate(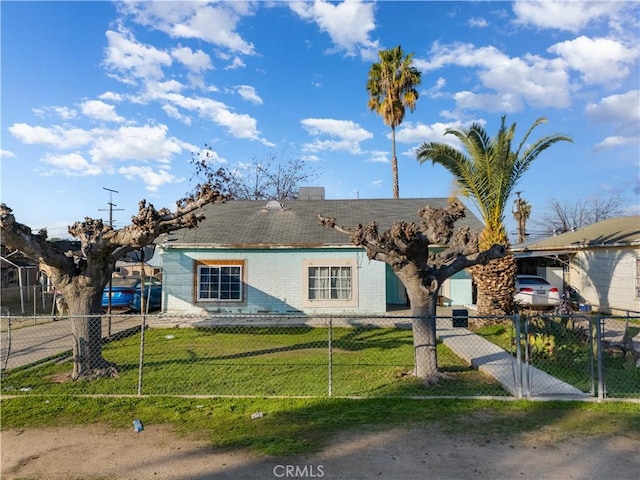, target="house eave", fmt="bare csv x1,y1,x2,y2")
512,241,640,257
160,242,451,251
161,243,359,250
